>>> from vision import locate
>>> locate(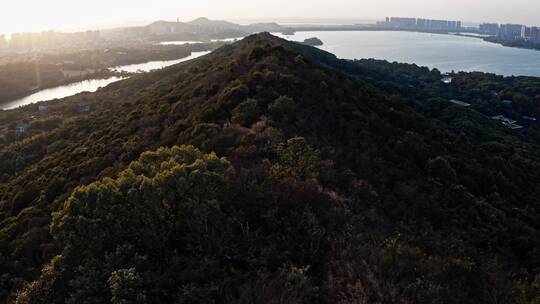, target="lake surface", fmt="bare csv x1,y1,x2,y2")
160,41,203,45
6,33,540,110
273,31,540,77
211,37,244,42
160,38,244,45
2,77,125,110
3,51,211,110
110,51,211,73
